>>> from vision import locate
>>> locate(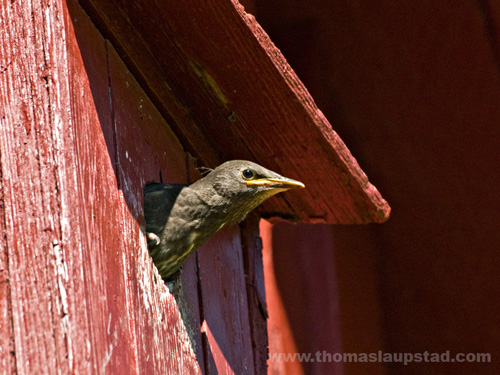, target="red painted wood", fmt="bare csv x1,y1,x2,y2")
0,167,15,375
197,226,256,375
106,44,202,374
1,0,211,373
255,1,500,374
78,0,390,224
68,6,134,374
1,1,84,373
2,0,399,374
261,220,344,375
77,0,224,169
